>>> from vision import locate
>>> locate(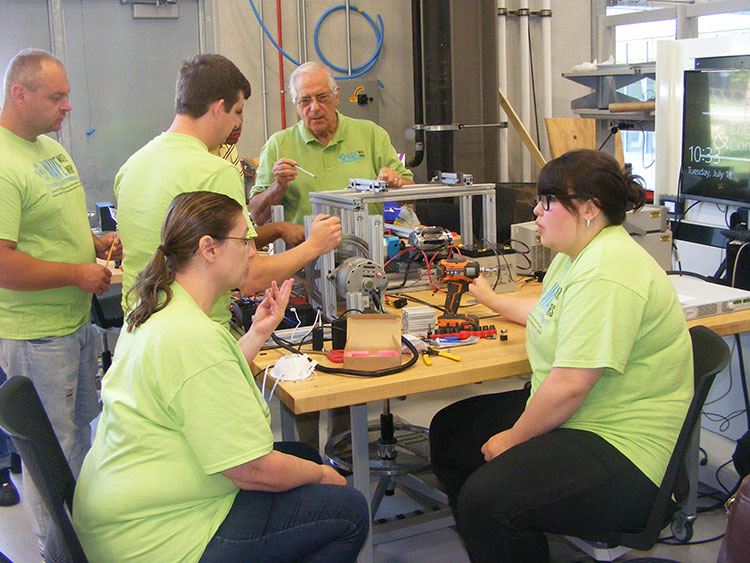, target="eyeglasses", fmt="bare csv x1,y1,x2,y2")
223,235,253,246
534,193,586,211
295,91,334,108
